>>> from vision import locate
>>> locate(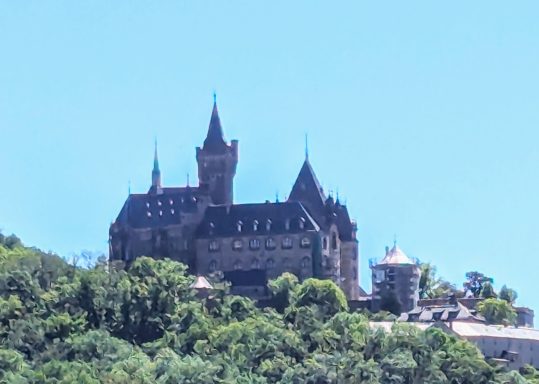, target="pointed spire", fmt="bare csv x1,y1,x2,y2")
151,140,161,188
203,94,227,152
305,133,309,160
